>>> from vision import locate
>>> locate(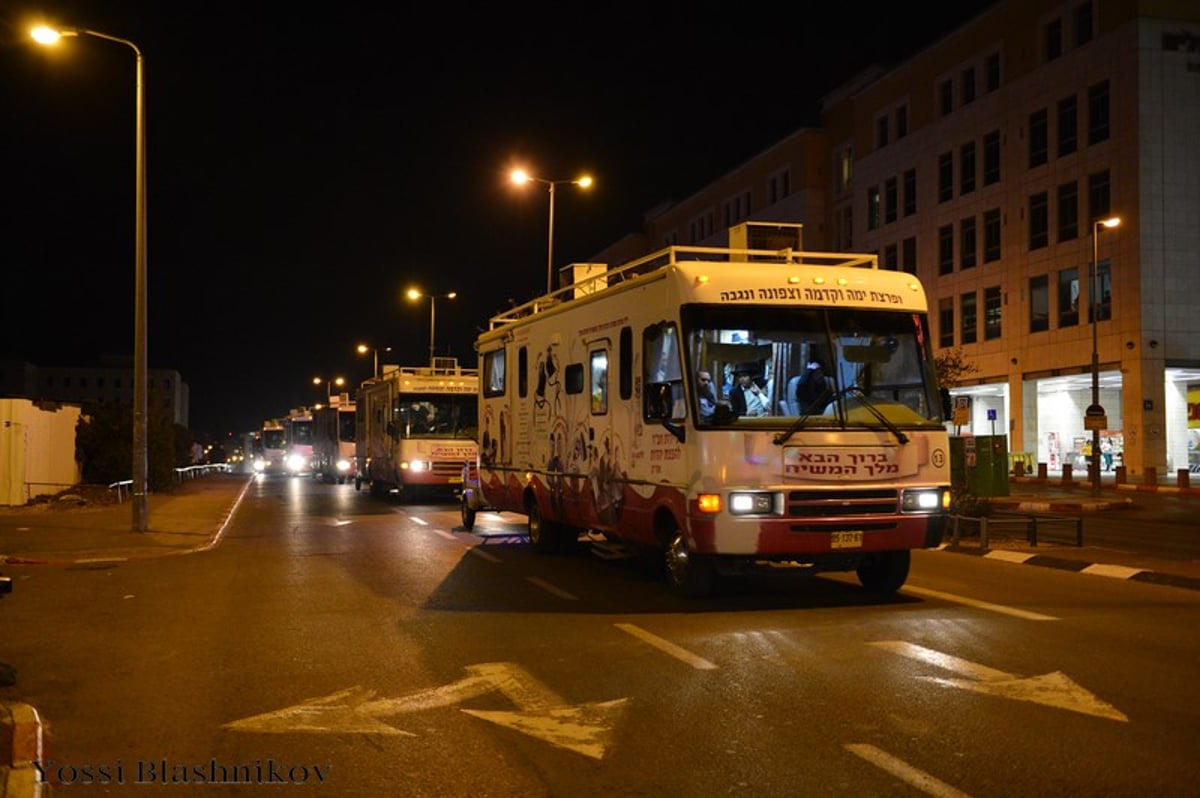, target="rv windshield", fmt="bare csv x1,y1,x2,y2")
681,304,943,430
394,393,478,439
